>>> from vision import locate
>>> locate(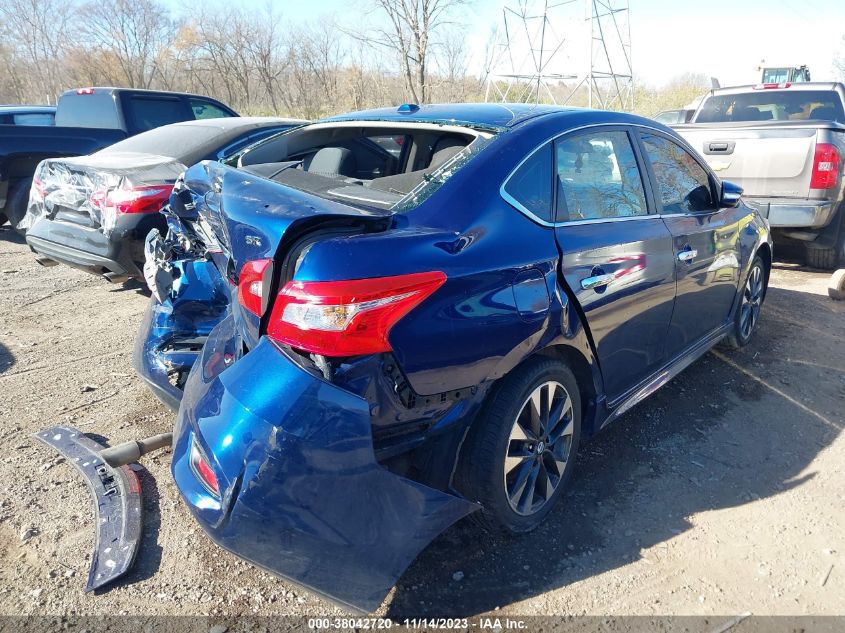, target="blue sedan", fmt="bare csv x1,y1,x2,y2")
137,103,772,611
